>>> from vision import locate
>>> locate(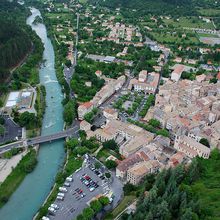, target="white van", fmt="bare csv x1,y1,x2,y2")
59,187,67,192
58,192,65,197
56,196,64,201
